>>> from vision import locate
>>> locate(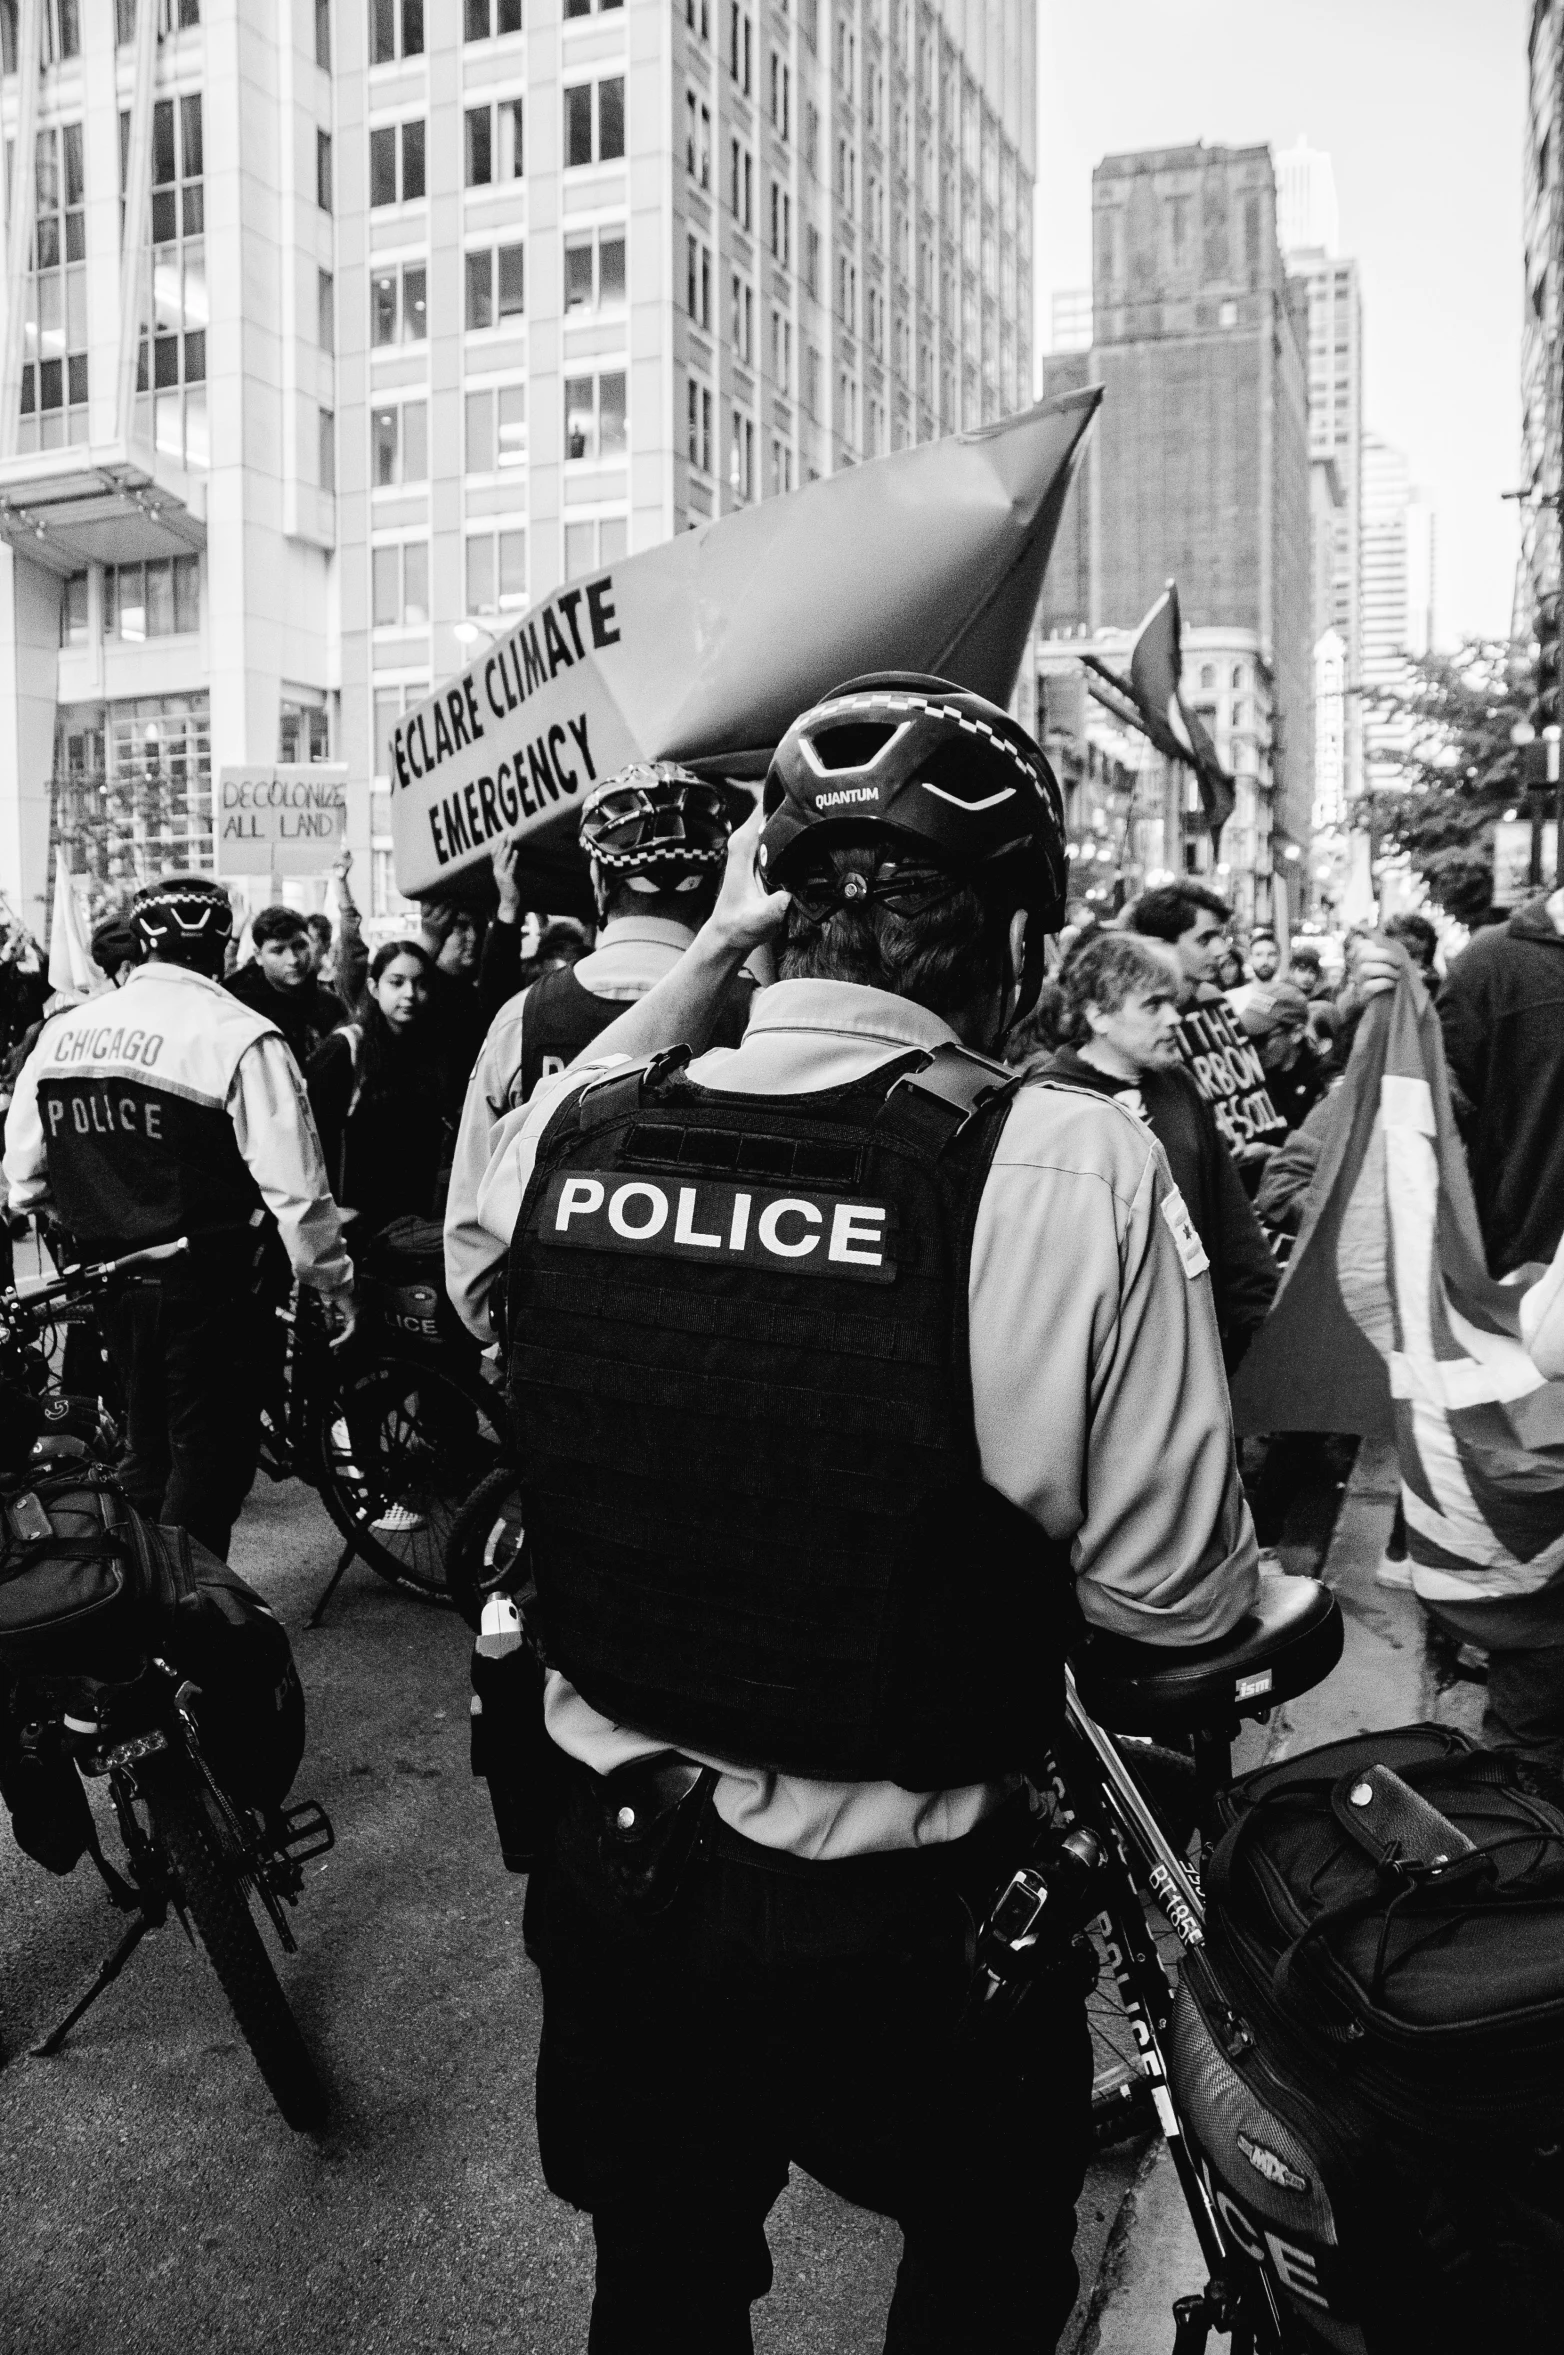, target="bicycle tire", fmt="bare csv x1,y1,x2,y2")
444,1465,526,1630
139,1756,326,2132
311,1347,505,1600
